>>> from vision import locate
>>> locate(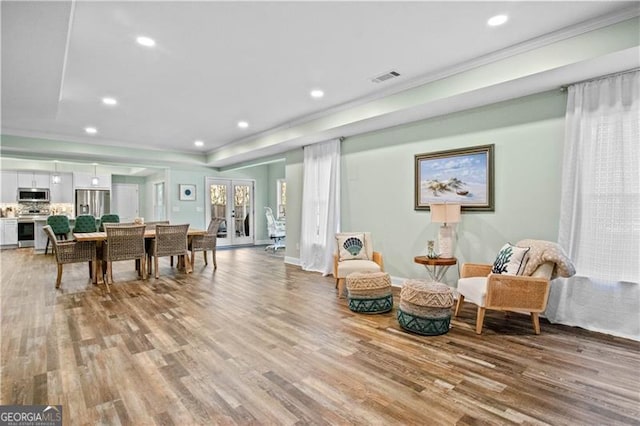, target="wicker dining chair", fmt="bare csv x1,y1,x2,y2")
43,225,96,289
45,215,71,255
102,224,146,290
189,218,224,269
144,220,170,230
148,224,190,279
